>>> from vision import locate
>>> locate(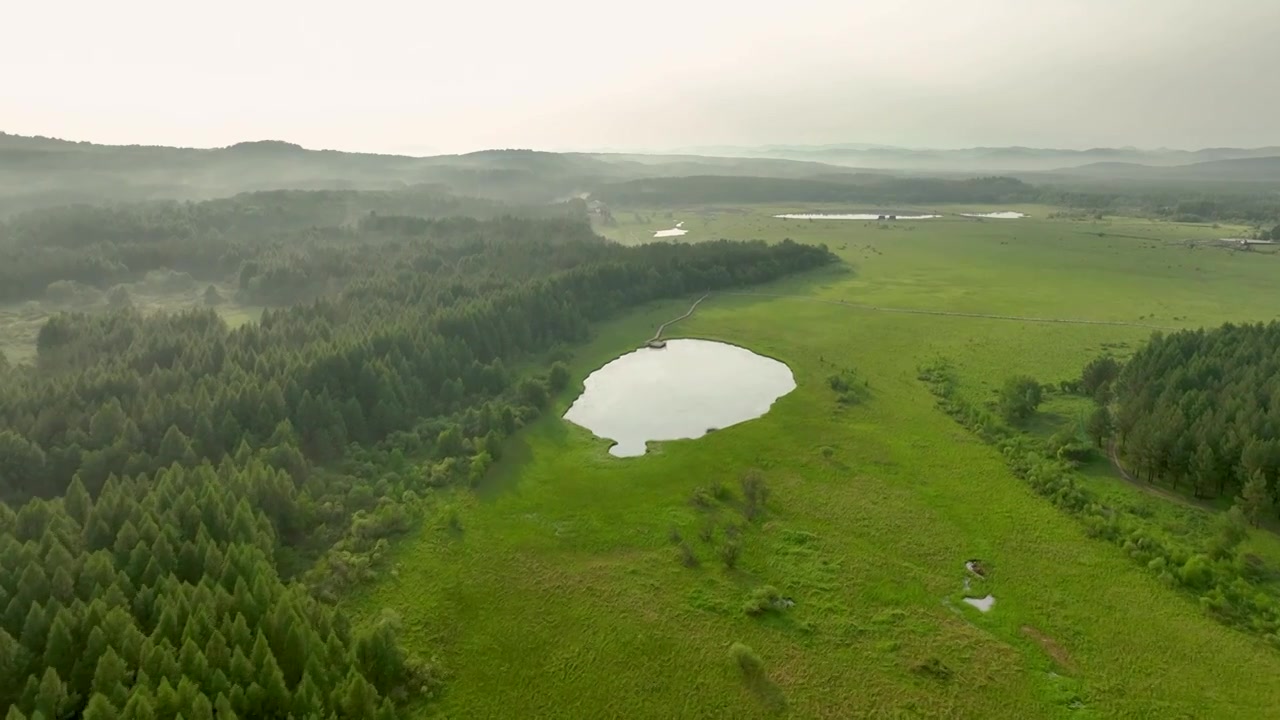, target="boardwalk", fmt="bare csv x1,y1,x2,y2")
648,292,711,346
